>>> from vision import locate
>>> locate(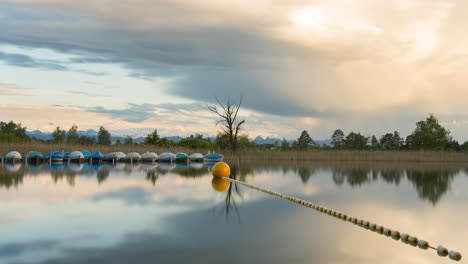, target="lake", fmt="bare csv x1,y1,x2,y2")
0,161,466,264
